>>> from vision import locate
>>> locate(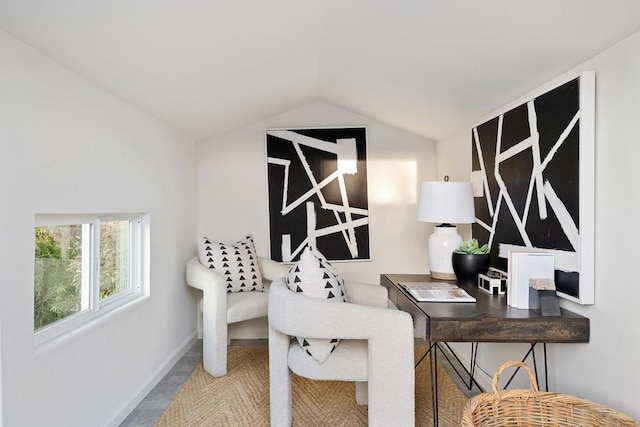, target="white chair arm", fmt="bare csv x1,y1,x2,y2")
259,256,289,282
344,282,388,308
269,279,413,342
186,257,227,295
185,256,229,376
